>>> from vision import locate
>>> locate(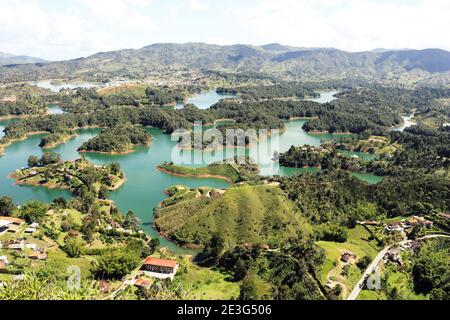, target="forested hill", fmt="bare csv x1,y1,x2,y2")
1,43,450,82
